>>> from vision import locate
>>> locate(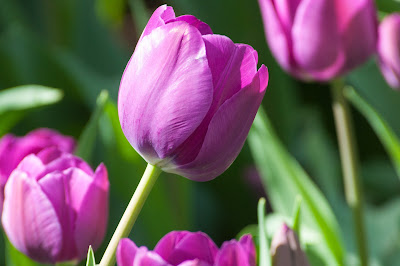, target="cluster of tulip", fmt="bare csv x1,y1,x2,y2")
0,0,399,265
